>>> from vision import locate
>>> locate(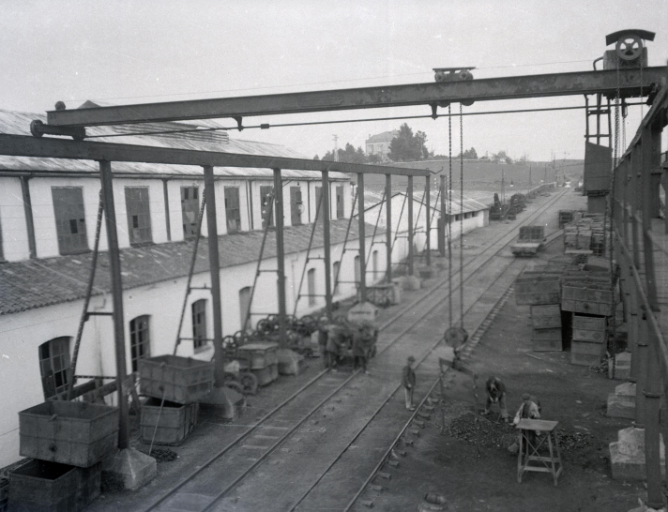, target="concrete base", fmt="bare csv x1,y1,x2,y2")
347,301,379,324
609,427,665,481
102,448,156,491
607,382,636,419
199,386,245,421
608,352,632,380
394,275,421,291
